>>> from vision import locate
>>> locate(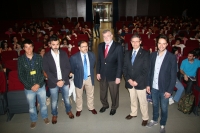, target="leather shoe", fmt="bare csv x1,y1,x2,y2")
76,111,81,117
110,109,116,115
99,107,109,113
67,111,74,119
125,115,137,120
52,116,57,124
142,120,148,126
89,109,97,114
